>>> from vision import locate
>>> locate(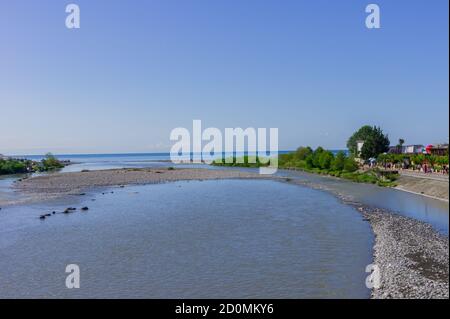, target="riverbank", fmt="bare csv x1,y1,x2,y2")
282,166,448,202
213,154,449,201
282,178,449,298
395,175,449,201
8,168,270,205
361,207,449,299
0,154,68,176
212,156,398,187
